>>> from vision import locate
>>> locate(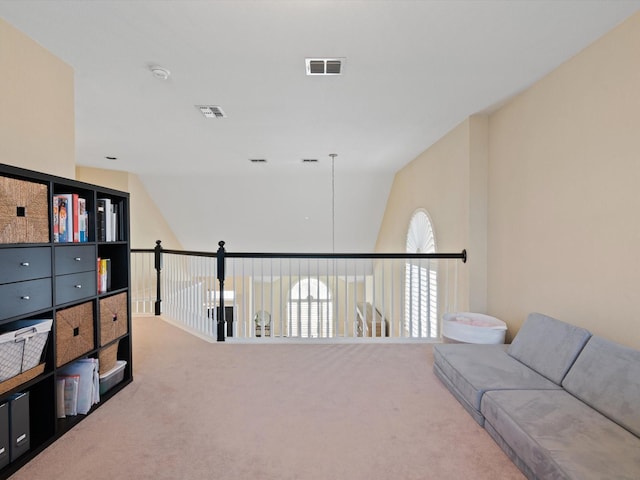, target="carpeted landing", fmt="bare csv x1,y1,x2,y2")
10,316,524,480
